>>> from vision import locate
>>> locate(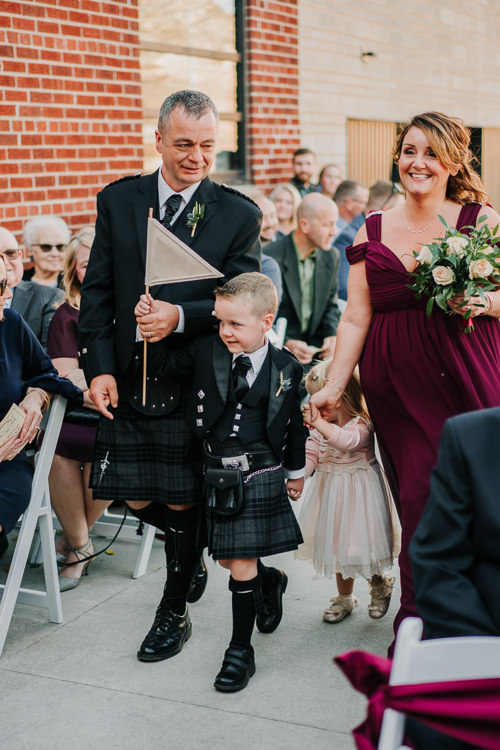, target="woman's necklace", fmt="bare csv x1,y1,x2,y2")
402,199,447,234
